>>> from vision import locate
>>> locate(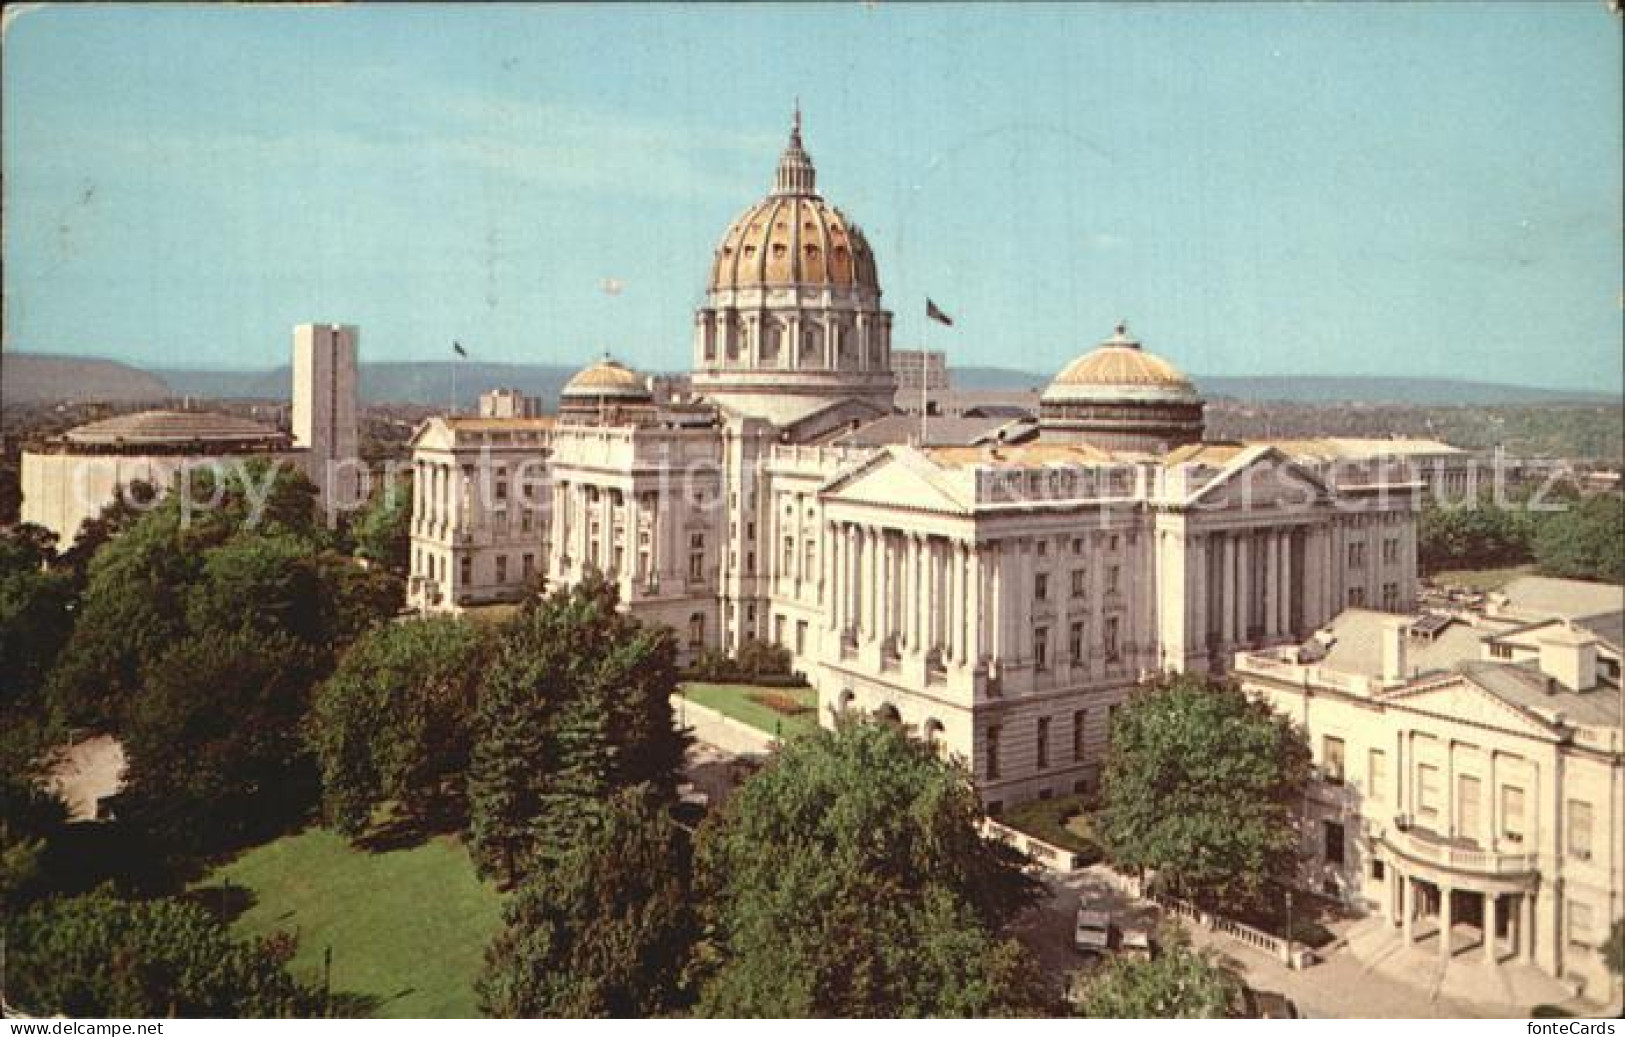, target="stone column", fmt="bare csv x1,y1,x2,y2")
949,541,965,666
904,535,919,652
1282,529,1295,636
988,541,1004,669
1484,894,1498,966
1237,532,1253,643
968,543,984,667
1190,533,1208,658
1439,885,1454,962
1221,534,1237,647
1520,892,1535,964
1402,874,1416,944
